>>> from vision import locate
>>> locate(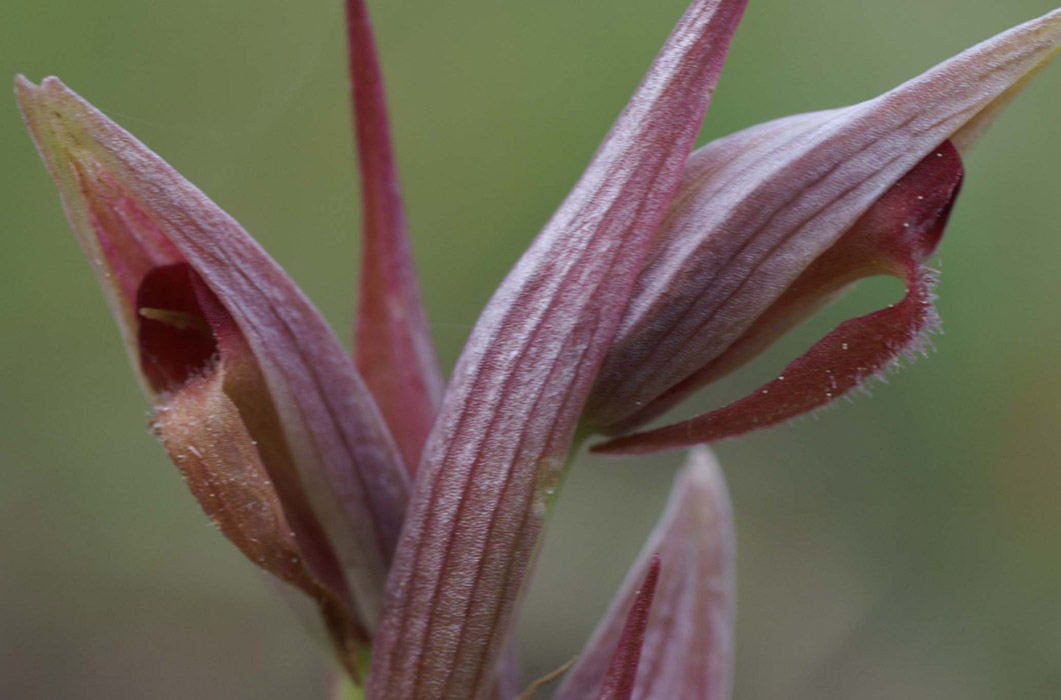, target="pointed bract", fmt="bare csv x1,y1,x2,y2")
365,2,748,698
586,9,1061,447
16,76,409,642
347,0,444,475
555,448,735,700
